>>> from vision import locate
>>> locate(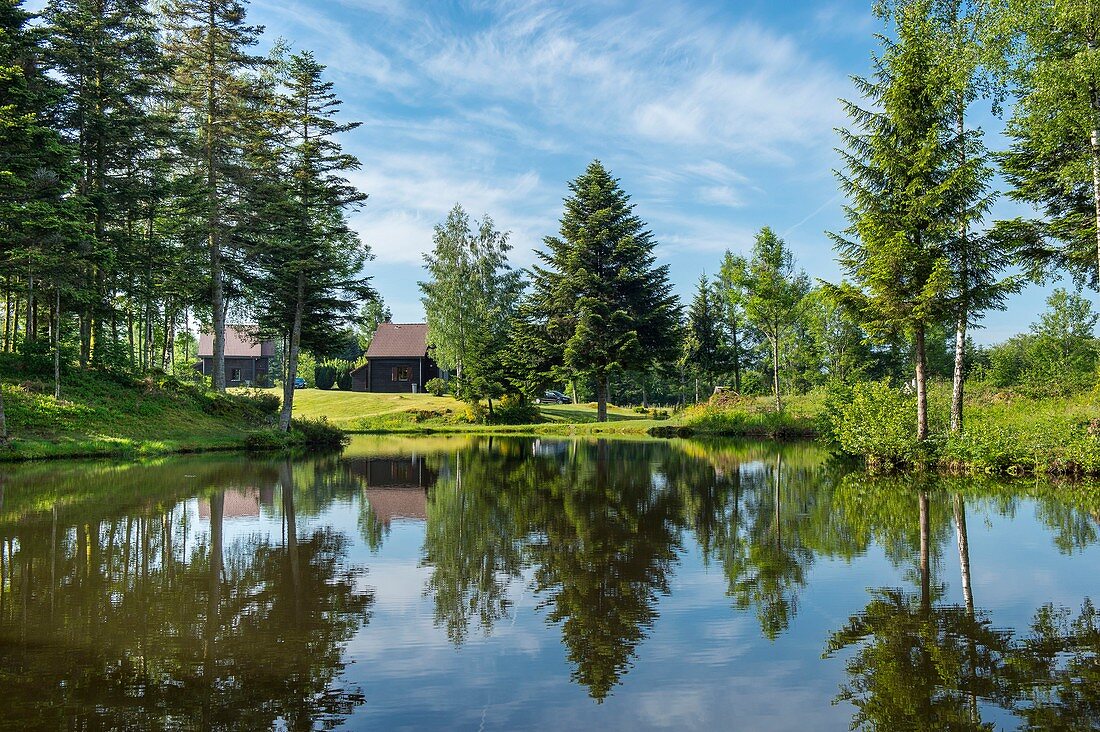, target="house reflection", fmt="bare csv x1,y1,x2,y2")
198,486,275,520
345,456,437,525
